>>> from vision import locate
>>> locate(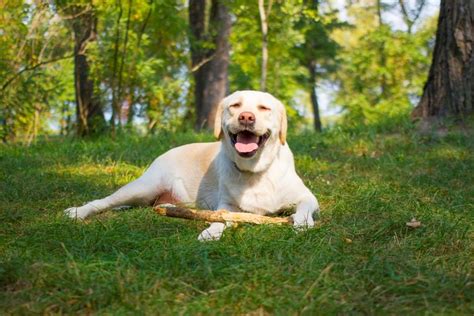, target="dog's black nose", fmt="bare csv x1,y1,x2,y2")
238,111,255,126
